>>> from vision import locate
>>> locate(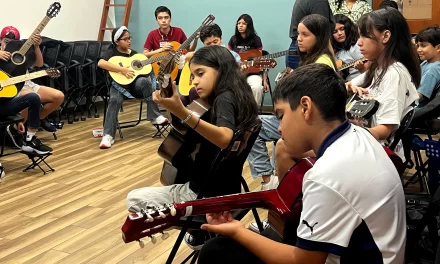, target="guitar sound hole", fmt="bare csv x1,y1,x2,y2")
132,60,143,70
12,53,24,64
